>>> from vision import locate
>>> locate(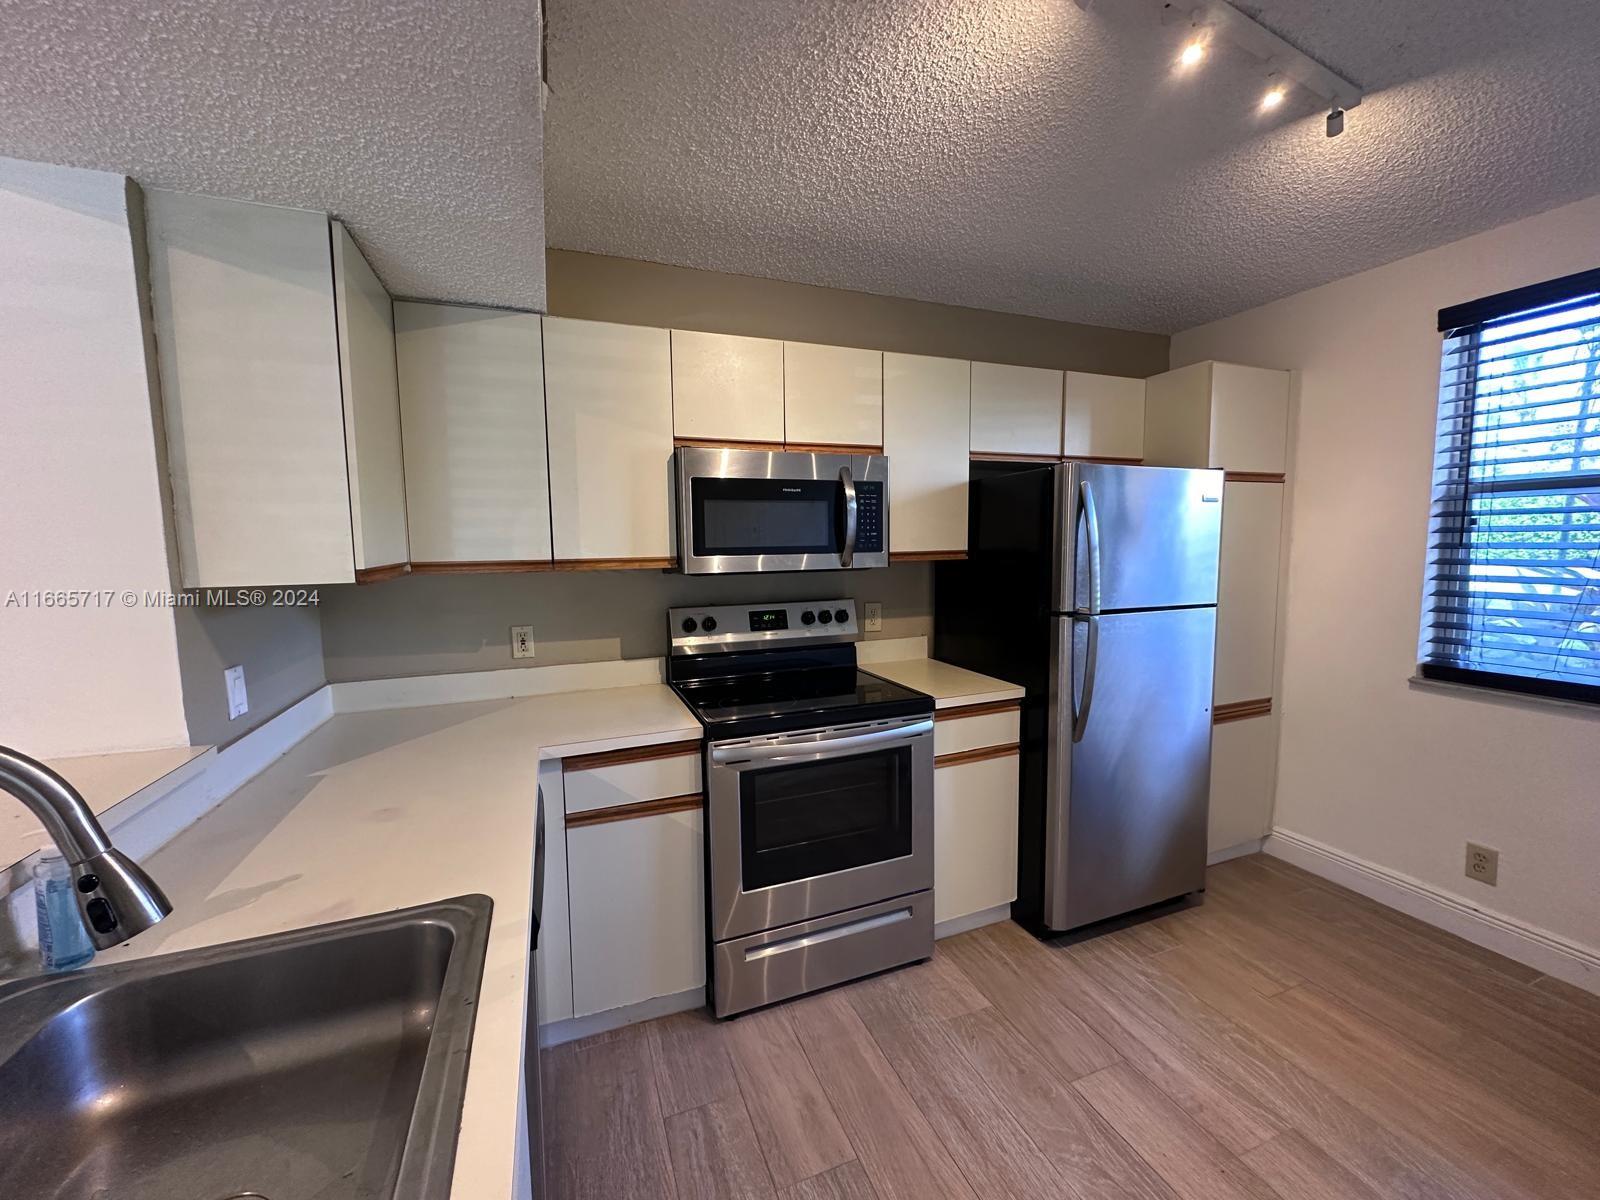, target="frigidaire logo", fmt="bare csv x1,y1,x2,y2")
781,488,802,493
